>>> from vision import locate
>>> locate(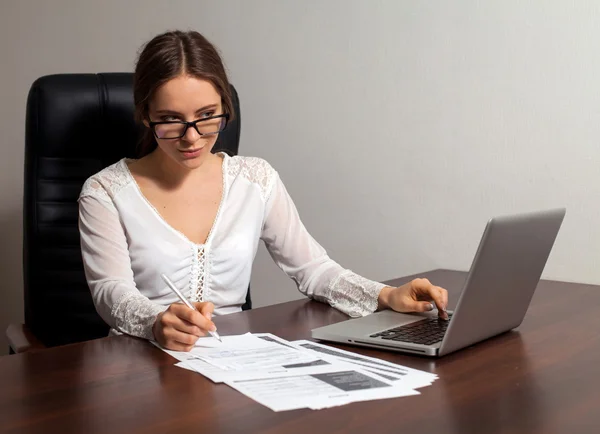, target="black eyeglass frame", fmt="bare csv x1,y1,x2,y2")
148,113,230,139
